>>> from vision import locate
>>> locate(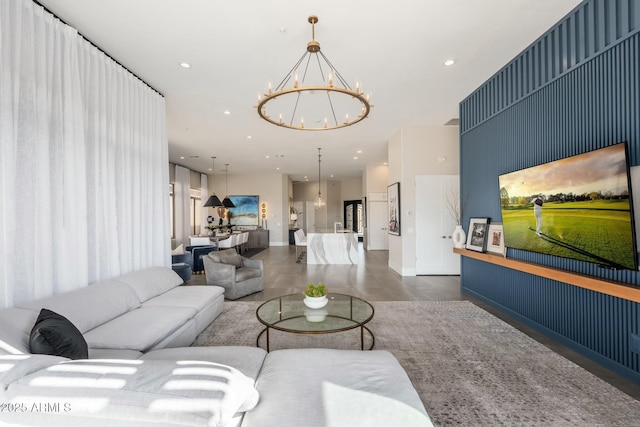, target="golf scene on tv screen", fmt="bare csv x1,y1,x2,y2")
498,142,637,270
